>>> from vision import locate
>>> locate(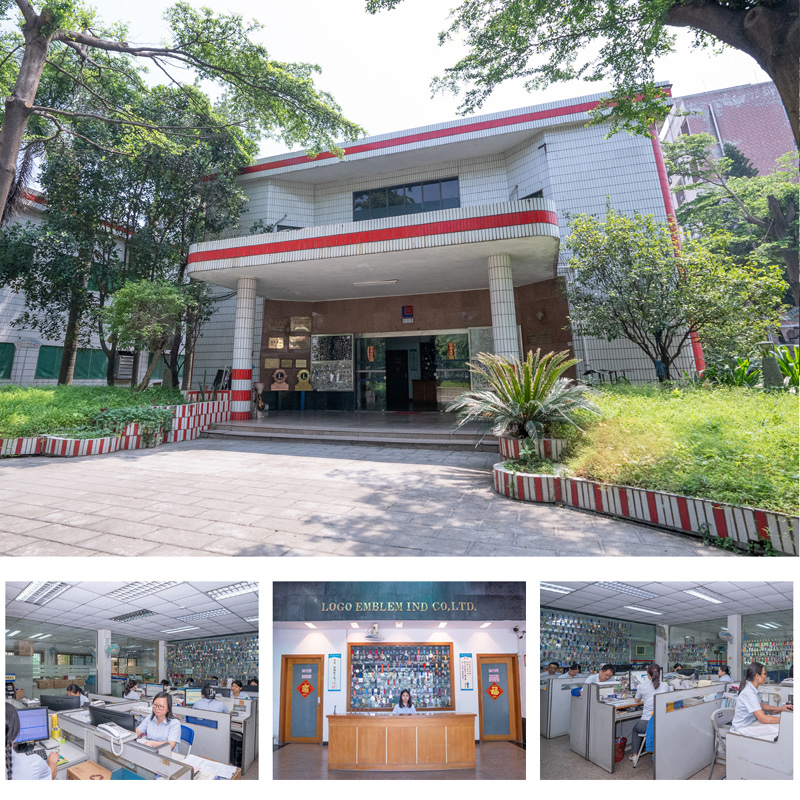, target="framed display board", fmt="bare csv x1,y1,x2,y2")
347,642,455,711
